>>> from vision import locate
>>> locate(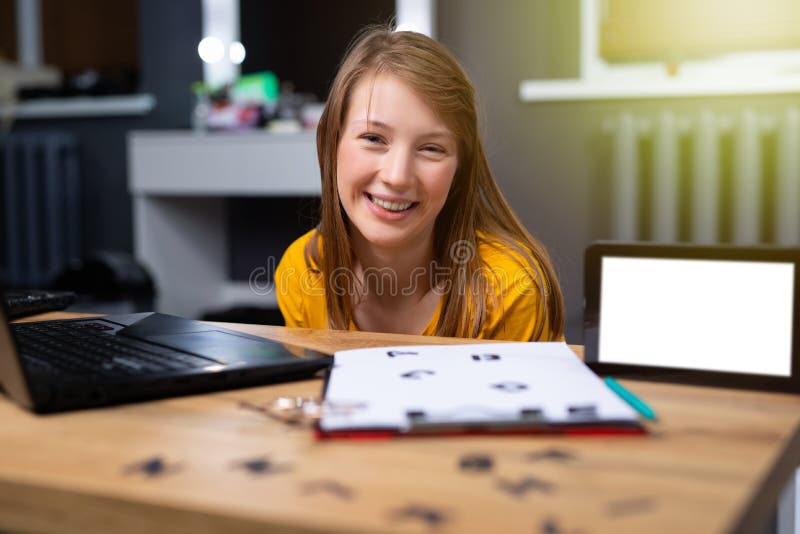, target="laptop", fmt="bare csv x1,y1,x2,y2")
0,305,332,413
583,242,800,392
